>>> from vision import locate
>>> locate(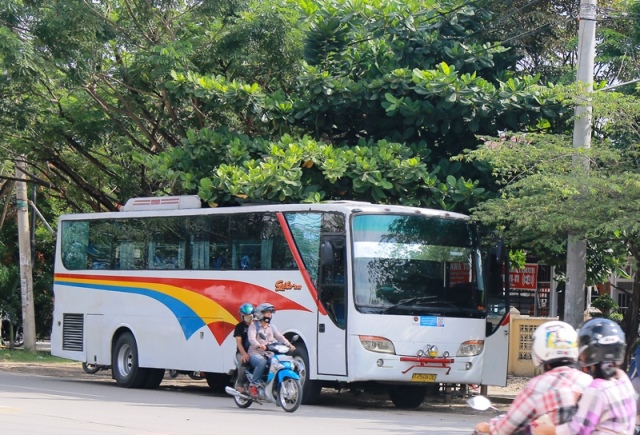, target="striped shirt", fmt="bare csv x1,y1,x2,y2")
556,369,636,435
489,366,593,435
